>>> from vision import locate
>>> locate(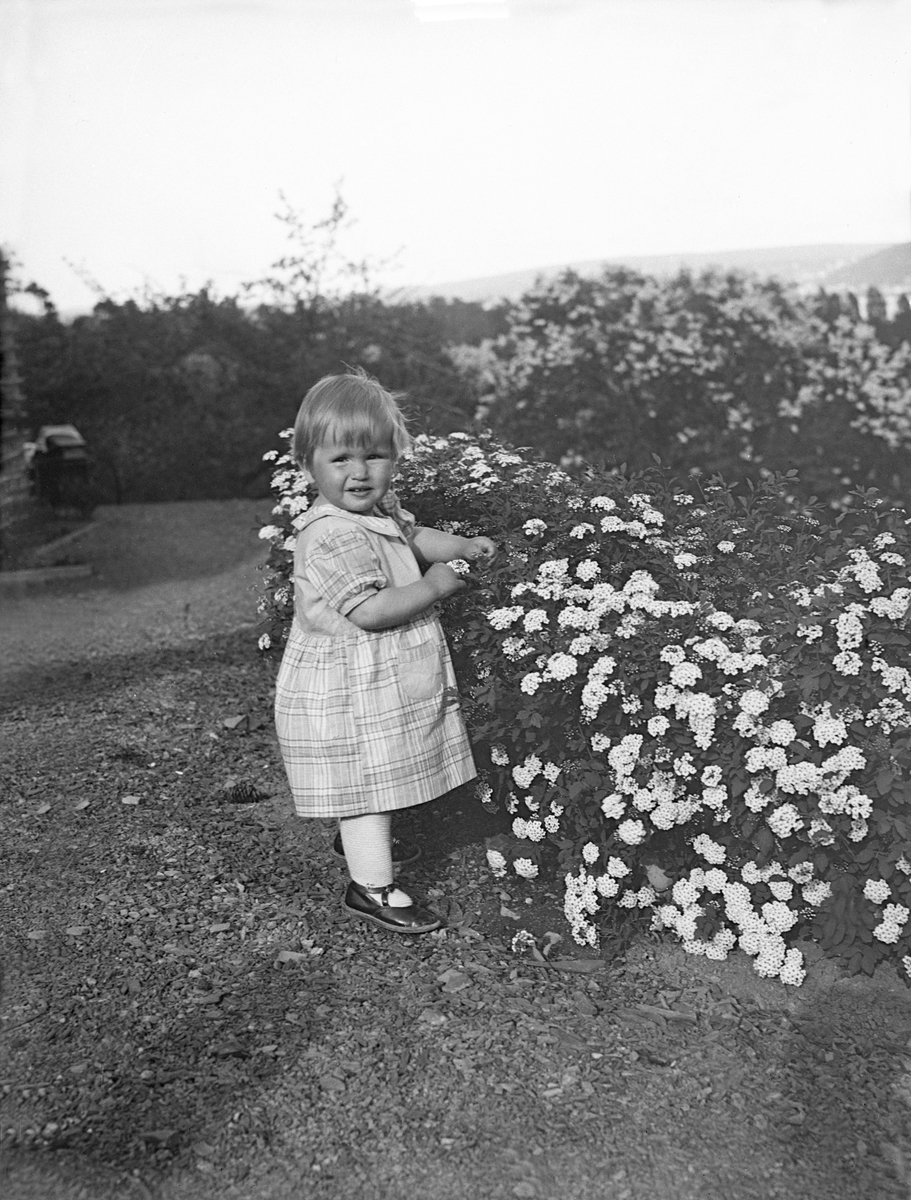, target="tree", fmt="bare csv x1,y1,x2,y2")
15,192,486,501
